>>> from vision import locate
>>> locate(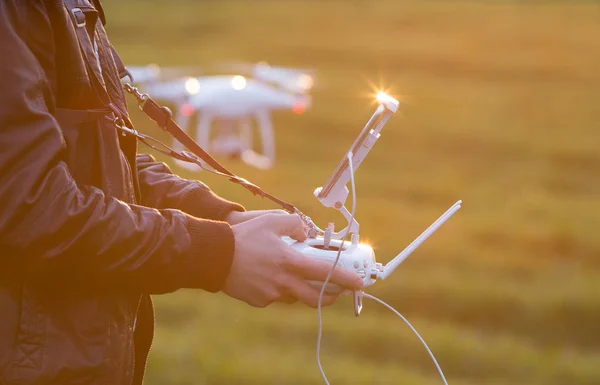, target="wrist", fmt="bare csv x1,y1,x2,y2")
178,184,245,221
181,216,236,292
